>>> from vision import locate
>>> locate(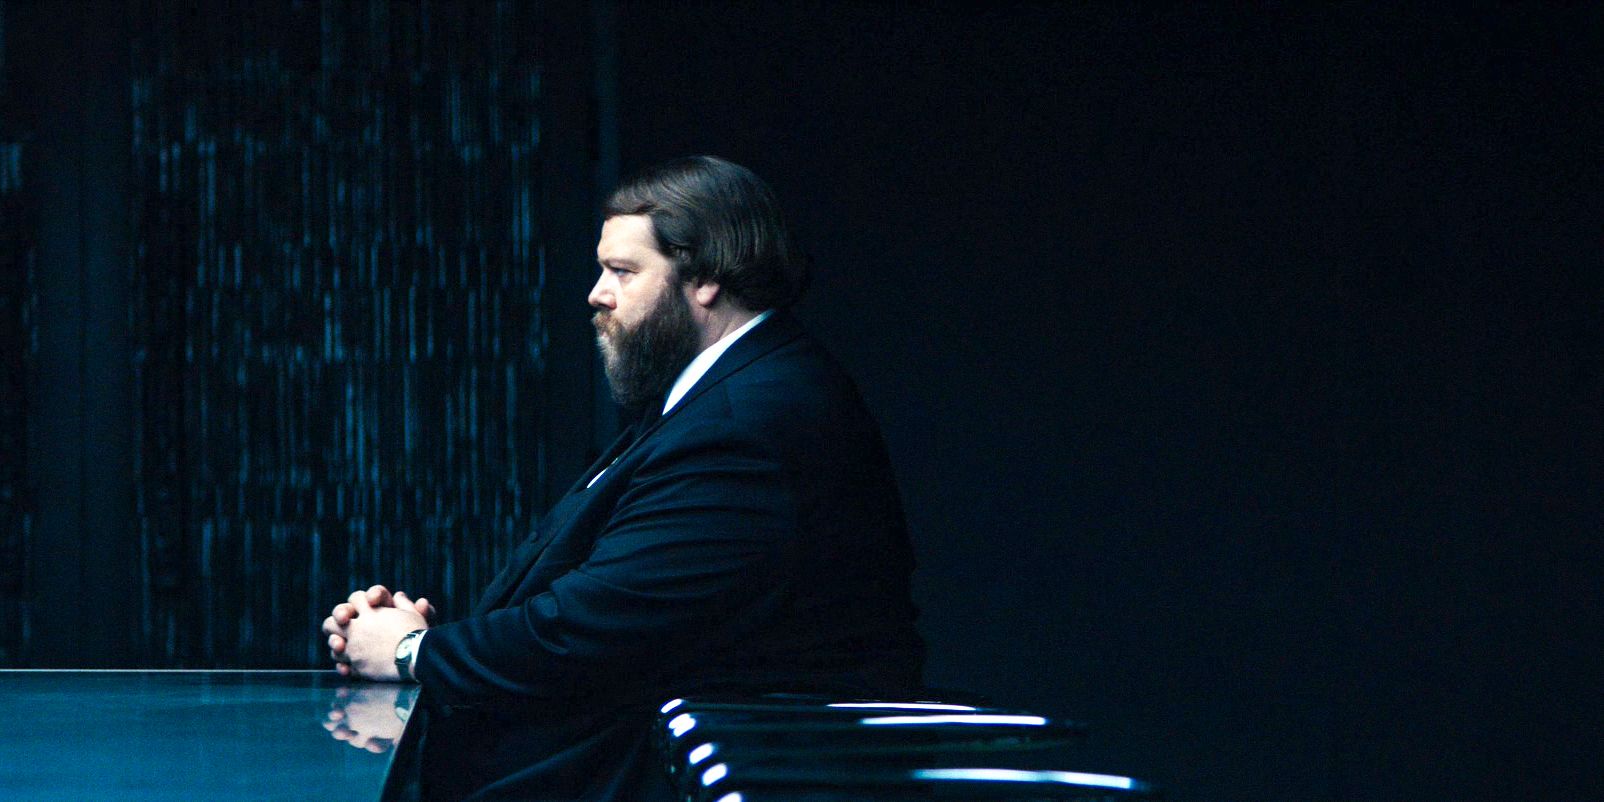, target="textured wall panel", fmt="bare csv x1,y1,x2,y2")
0,134,35,666
1,0,34,663
129,0,546,666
